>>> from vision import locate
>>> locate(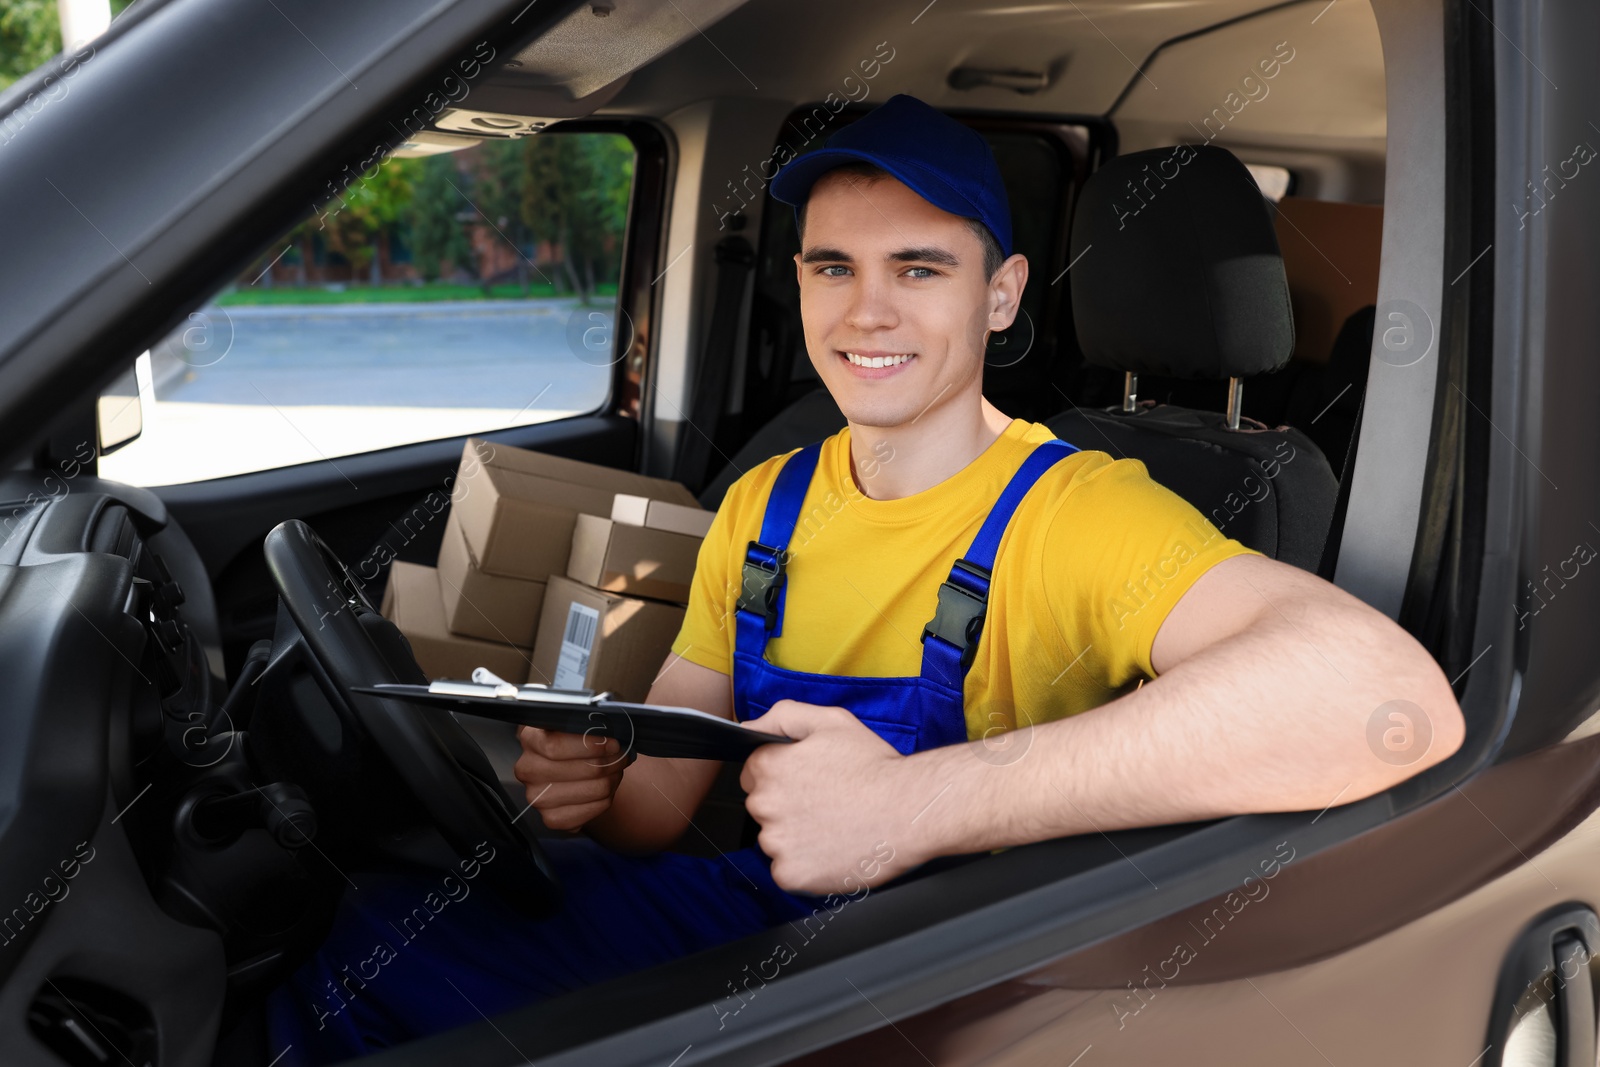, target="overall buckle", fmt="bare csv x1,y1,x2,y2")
921,559,990,669
736,542,786,632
